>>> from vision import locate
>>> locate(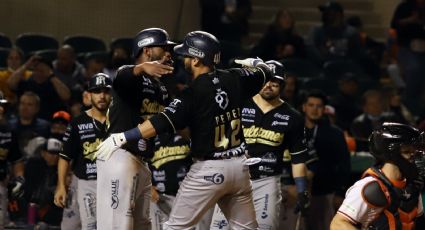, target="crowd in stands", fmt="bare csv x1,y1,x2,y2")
0,0,423,228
